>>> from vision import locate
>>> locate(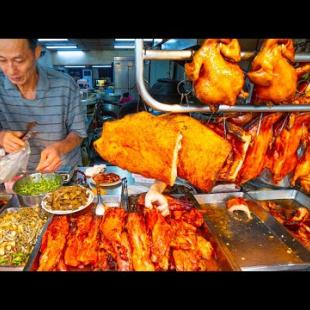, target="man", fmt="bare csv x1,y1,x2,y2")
119,92,133,104
0,39,87,172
